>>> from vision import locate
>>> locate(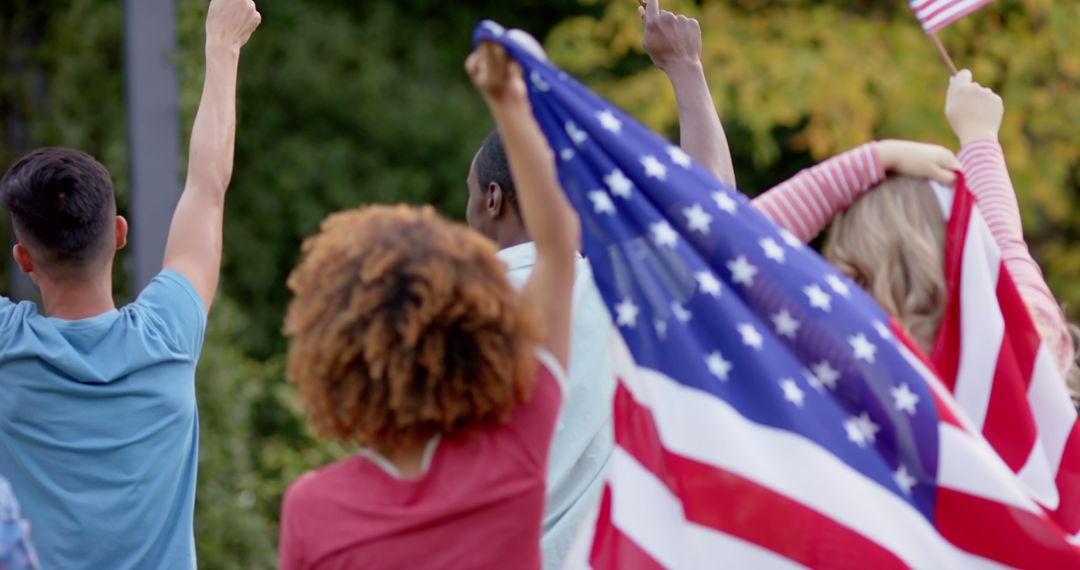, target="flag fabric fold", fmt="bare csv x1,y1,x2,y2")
472,21,1080,568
